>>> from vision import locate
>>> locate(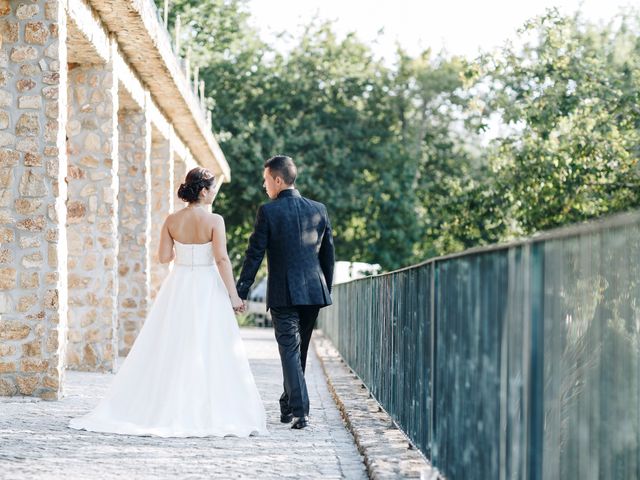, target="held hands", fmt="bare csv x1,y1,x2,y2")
231,295,246,314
